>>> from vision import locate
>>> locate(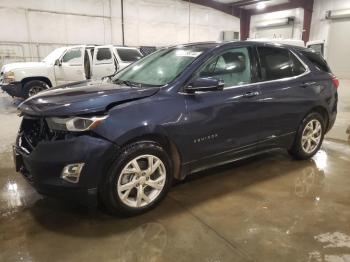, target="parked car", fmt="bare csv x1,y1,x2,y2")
0,45,142,98
14,41,338,216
